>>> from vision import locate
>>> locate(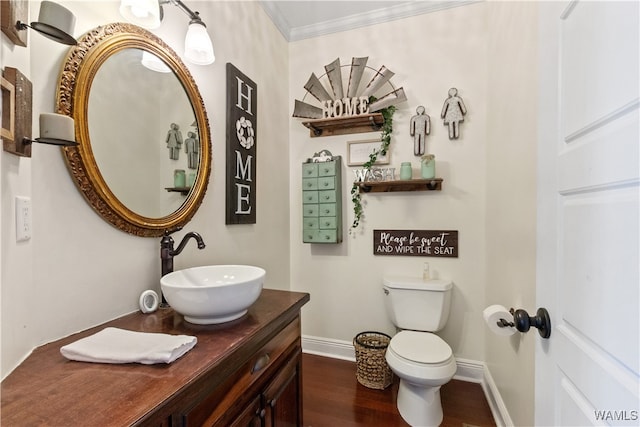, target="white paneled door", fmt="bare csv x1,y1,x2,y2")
536,1,640,426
